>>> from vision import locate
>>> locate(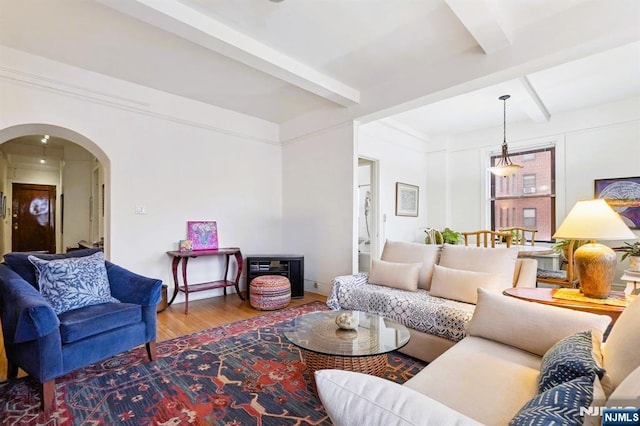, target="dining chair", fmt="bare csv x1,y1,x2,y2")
462,230,512,248
536,239,581,288
499,227,537,246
